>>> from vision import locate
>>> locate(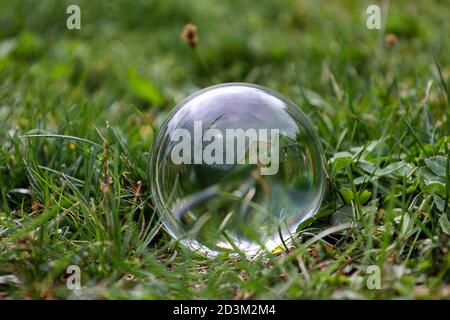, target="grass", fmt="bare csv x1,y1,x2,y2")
0,0,449,299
